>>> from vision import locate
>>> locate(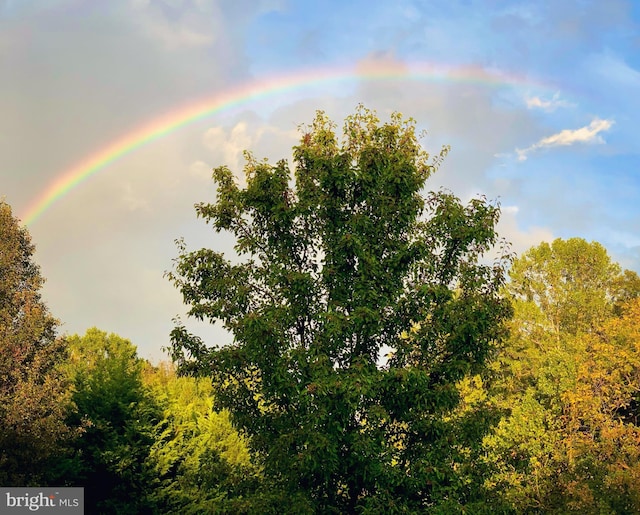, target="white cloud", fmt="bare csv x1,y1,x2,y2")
203,122,253,173
201,121,299,186
516,117,614,161
128,0,286,50
130,0,219,49
120,182,151,212
525,92,574,112
497,205,554,256
189,160,213,180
